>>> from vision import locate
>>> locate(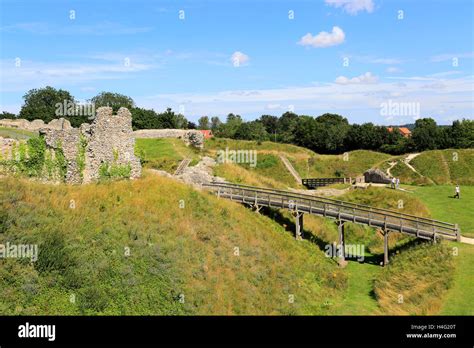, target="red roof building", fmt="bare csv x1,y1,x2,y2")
387,126,412,138
199,129,214,139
